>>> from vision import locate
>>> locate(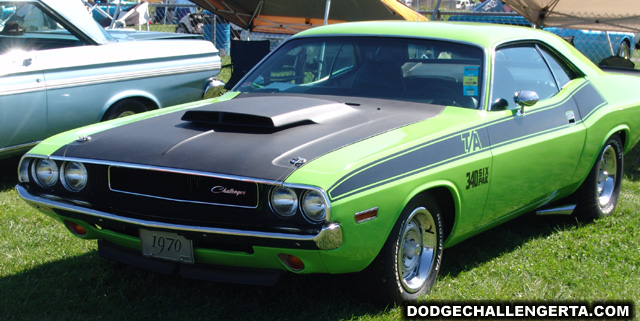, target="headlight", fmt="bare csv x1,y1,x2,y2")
270,186,298,217
33,158,59,188
61,162,88,192
301,190,327,222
